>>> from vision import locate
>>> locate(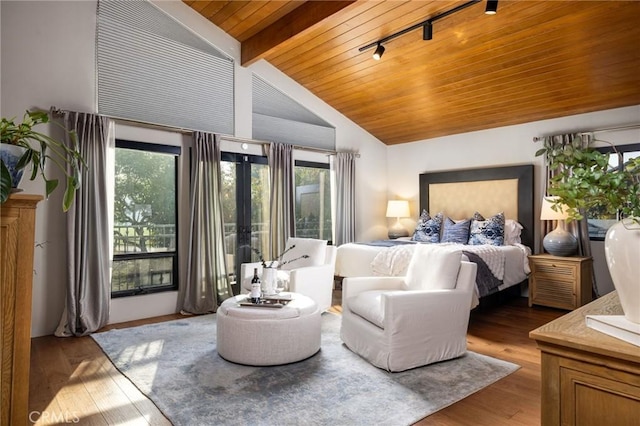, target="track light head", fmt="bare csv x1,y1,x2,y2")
422,21,433,40
373,43,385,60
485,0,498,15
